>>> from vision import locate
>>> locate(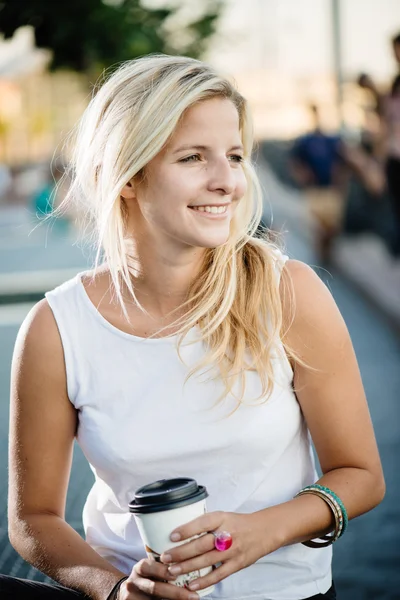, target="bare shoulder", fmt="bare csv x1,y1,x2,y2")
282,259,345,323
14,298,64,363
281,259,349,361
12,297,69,402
